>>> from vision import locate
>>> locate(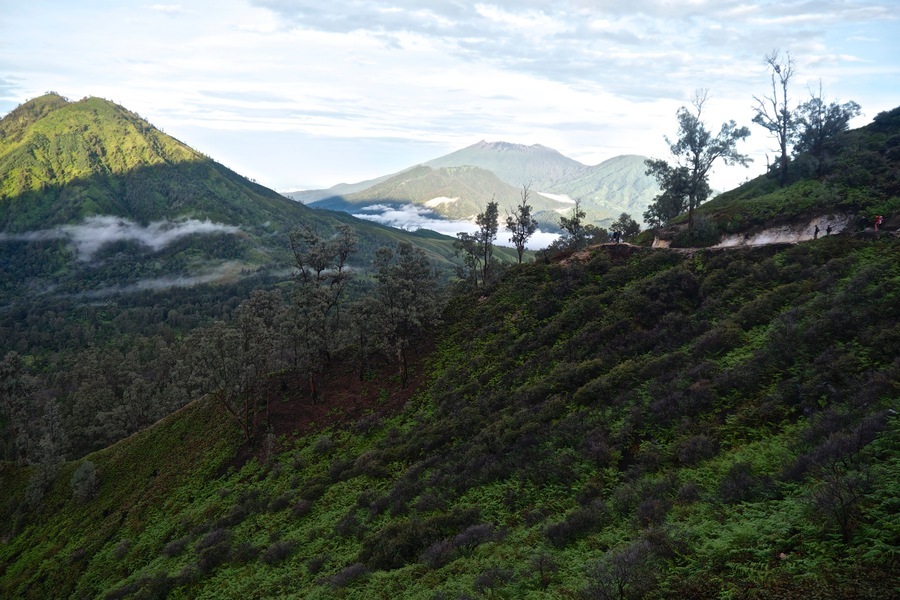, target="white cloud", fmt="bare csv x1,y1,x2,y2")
147,4,186,14
352,203,558,249
0,0,897,194
0,216,241,261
